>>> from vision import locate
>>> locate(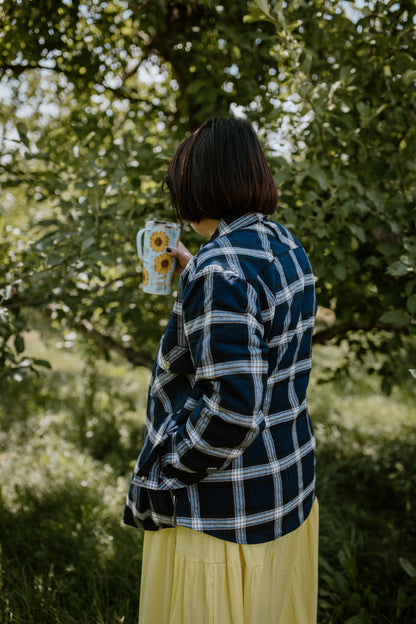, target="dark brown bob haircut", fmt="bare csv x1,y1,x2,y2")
162,117,278,223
